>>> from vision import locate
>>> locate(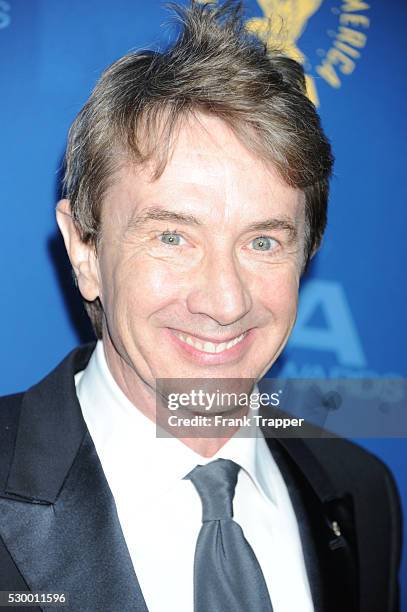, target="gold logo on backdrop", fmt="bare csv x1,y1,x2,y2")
199,0,371,106
246,1,322,104
247,0,370,106
246,1,323,63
